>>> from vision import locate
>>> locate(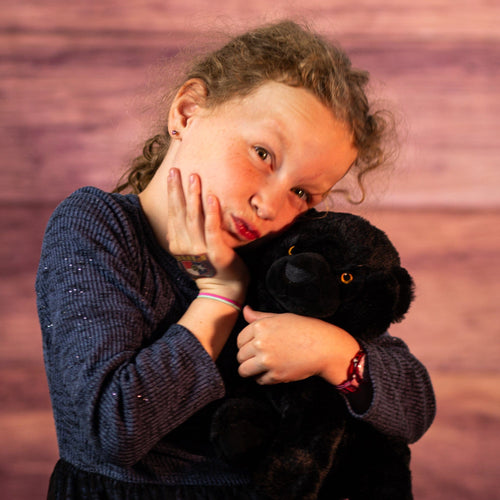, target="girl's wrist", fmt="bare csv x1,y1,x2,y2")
196,278,248,306
318,329,361,386
335,348,366,394
197,292,242,312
